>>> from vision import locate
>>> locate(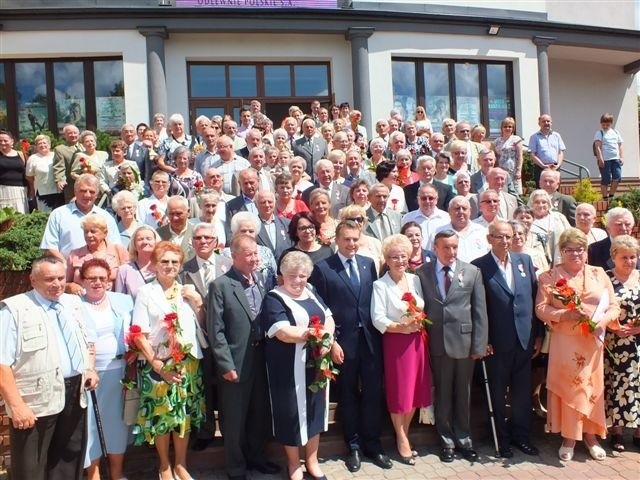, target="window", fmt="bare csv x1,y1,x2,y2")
187,62,332,125
2,57,125,139
392,59,514,137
